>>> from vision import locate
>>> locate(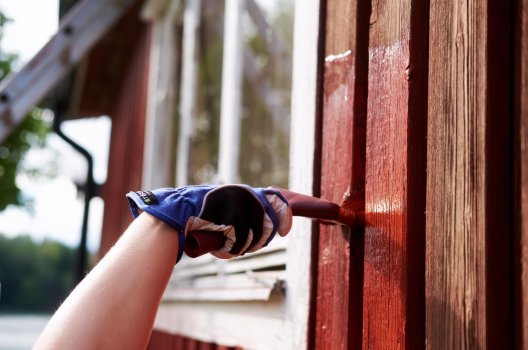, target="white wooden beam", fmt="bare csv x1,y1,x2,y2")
176,0,201,186
142,0,182,188
218,0,245,184
282,0,322,349
0,0,139,144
